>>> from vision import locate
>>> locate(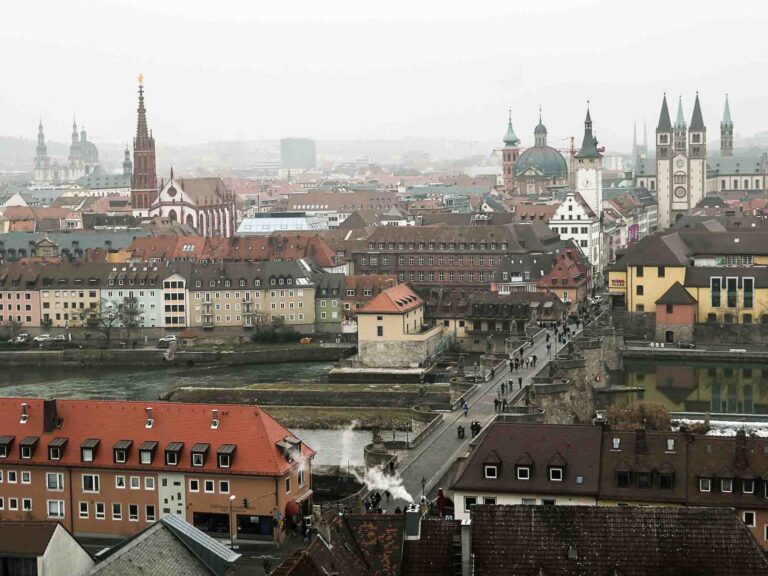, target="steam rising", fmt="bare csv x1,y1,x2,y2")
354,465,414,504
